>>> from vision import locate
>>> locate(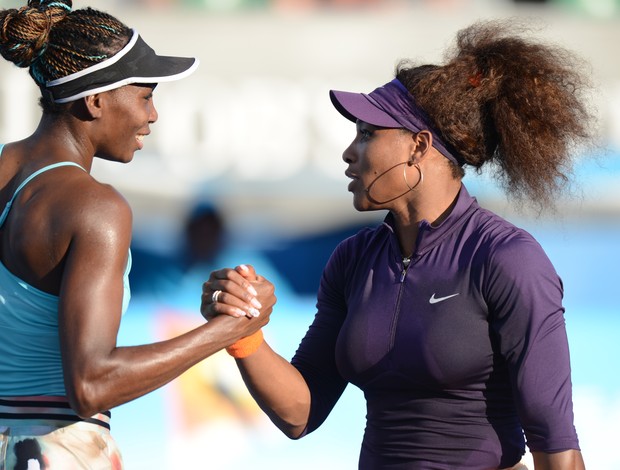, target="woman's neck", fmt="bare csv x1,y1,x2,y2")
28,114,94,171
391,181,461,257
